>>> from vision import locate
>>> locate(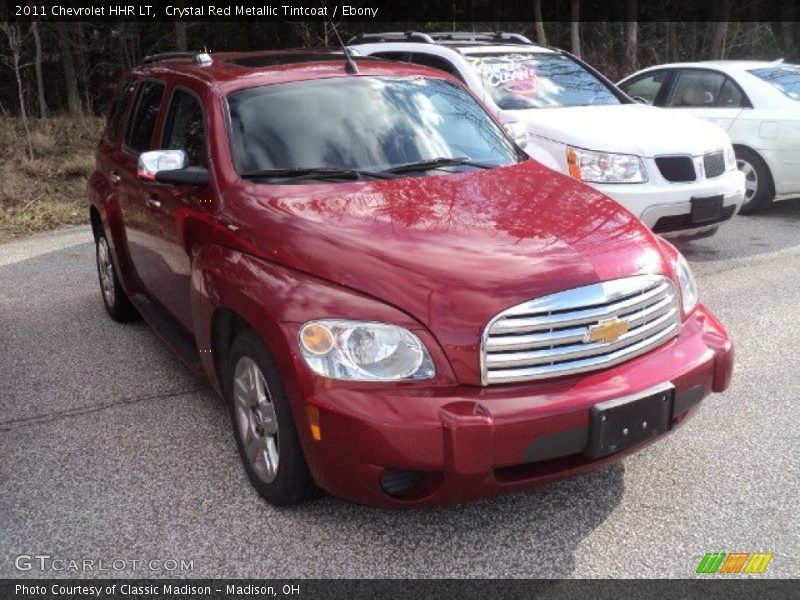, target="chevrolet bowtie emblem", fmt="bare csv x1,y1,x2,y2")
586,318,630,344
